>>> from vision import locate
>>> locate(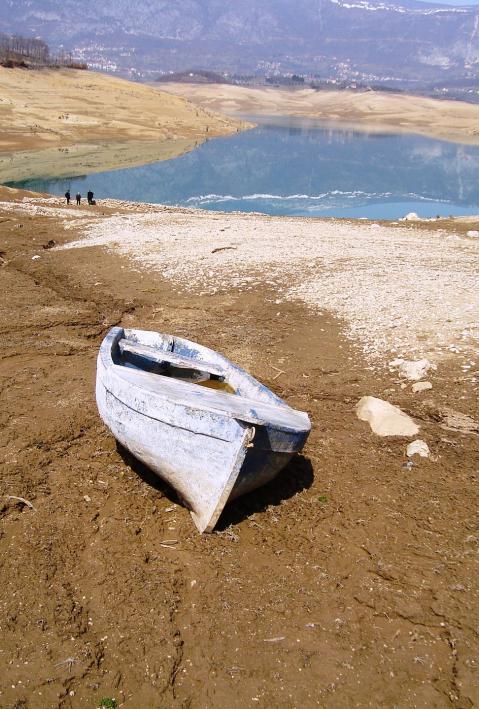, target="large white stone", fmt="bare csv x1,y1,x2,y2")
398,359,432,381
356,396,420,437
466,230,479,238
406,440,430,458
412,381,433,394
